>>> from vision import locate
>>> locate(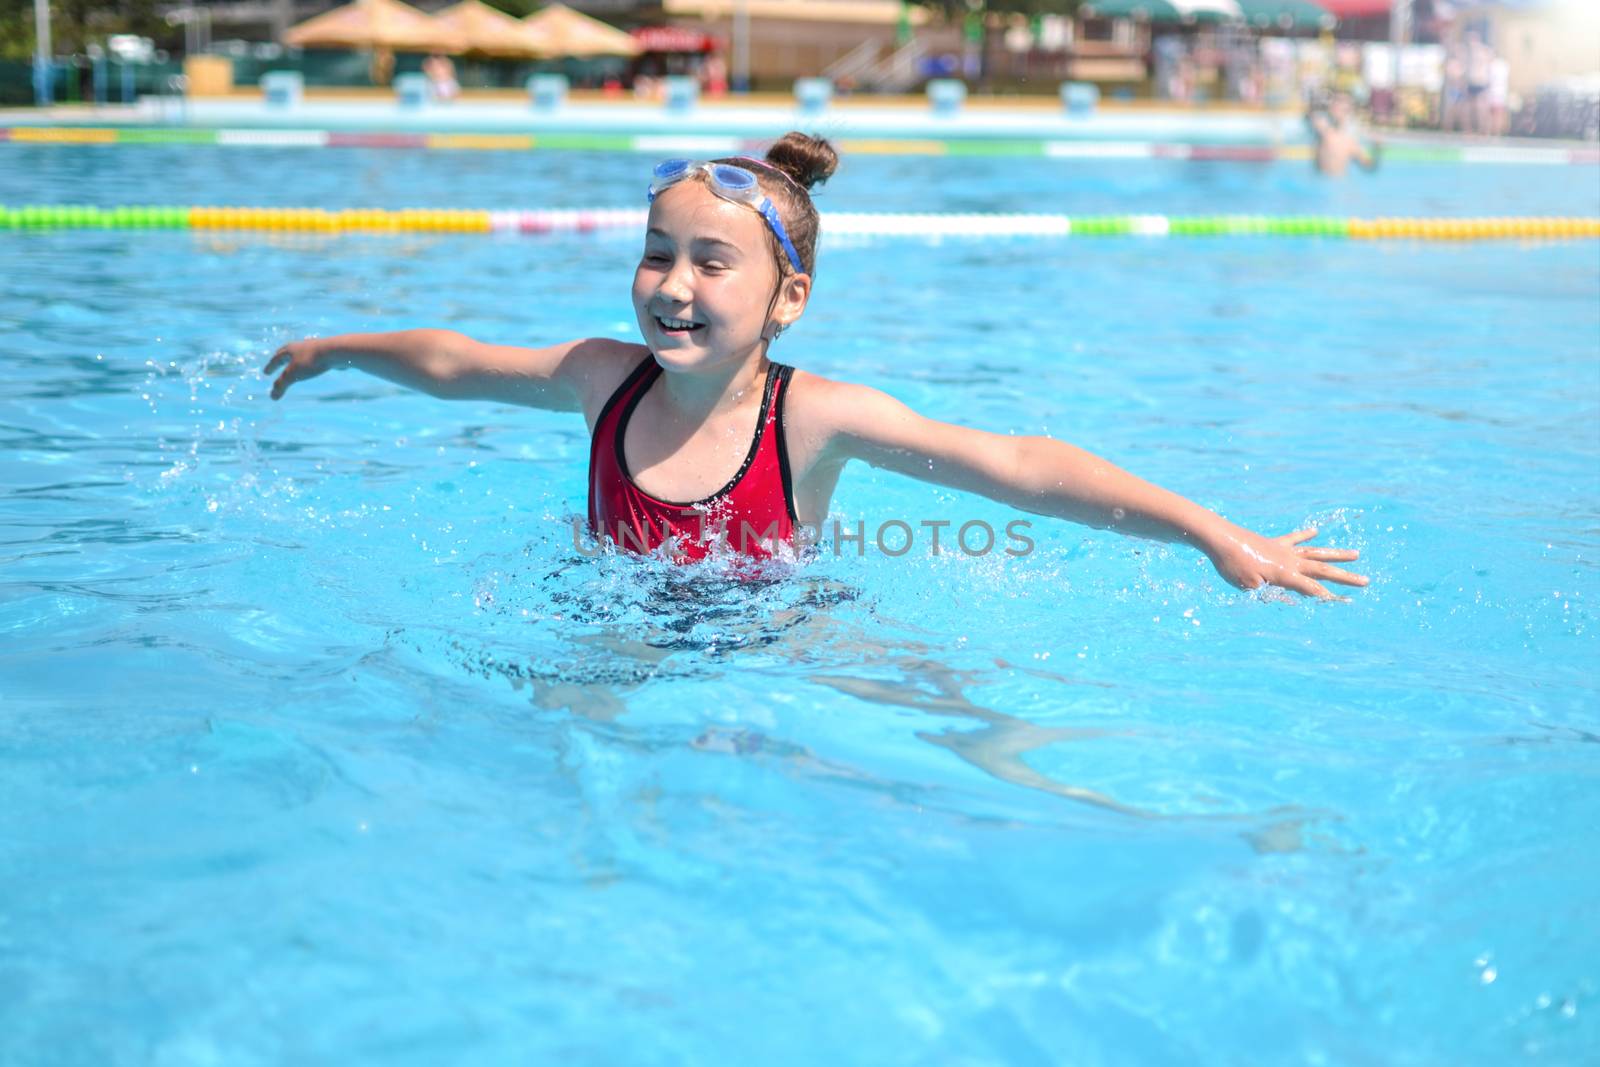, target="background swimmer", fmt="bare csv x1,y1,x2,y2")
1308,92,1379,178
